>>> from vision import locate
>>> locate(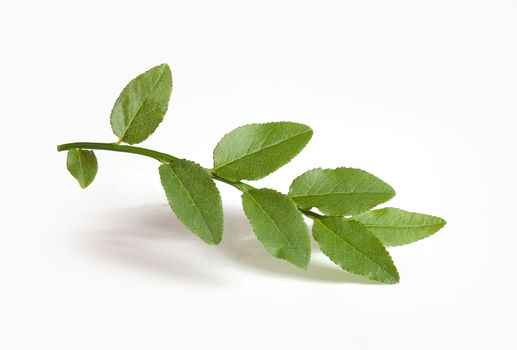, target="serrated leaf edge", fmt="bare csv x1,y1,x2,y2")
356,207,447,247
159,159,223,244
289,167,395,195
213,121,313,181
110,63,173,145
242,188,311,269
313,218,400,284
288,167,396,216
